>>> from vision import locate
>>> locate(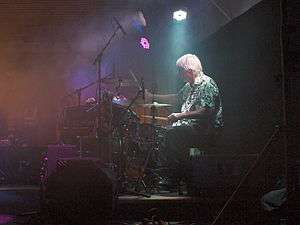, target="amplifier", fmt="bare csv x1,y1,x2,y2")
0,146,43,185
43,144,78,181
